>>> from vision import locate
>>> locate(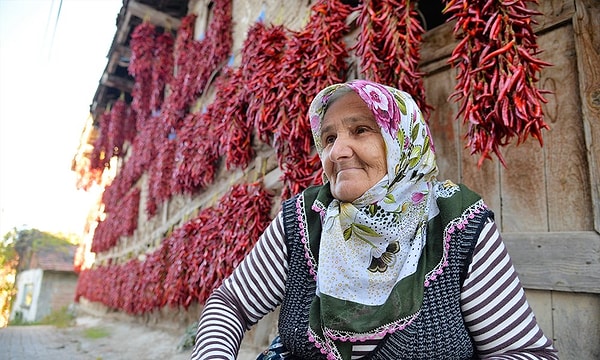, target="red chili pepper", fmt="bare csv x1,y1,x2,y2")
444,0,551,167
